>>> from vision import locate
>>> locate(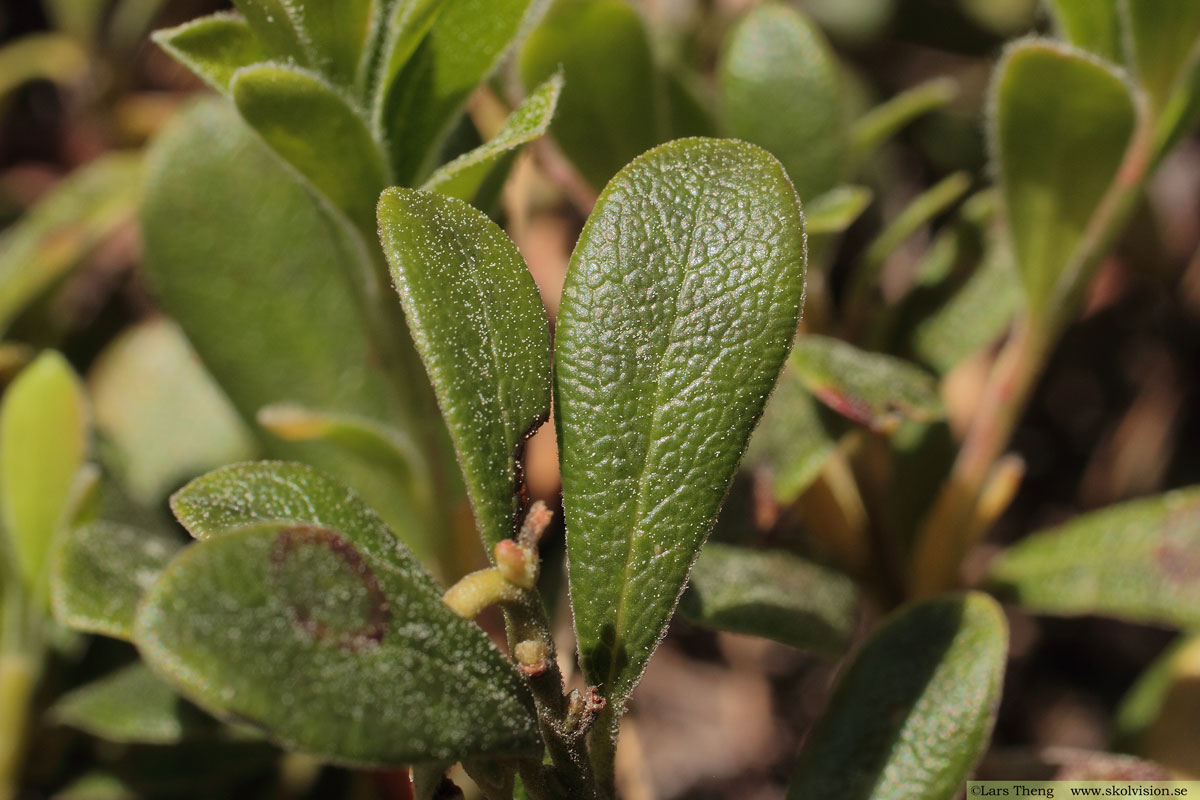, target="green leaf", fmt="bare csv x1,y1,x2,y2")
907,247,1020,374
805,185,873,236
719,1,844,199
744,364,844,503
230,64,390,231
988,487,1200,629
382,0,540,183
422,74,563,202
1114,636,1190,752
53,663,212,745
992,41,1138,316
379,188,551,551
152,13,267,93
0,154,142,334
1045,0,1122,61
850,171,971,307
366,0,446,117
556,138,806,714
791,335,943,431
51,522,181,640
89,319,256,506
678,543,856,654
289,0,373,86
1121,0,1200,111
135,519,540,765
140,100,428,562
849,78,958,166
518,0,662,190
229,0,310,63
0,352,89,592
788,593,1007,800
